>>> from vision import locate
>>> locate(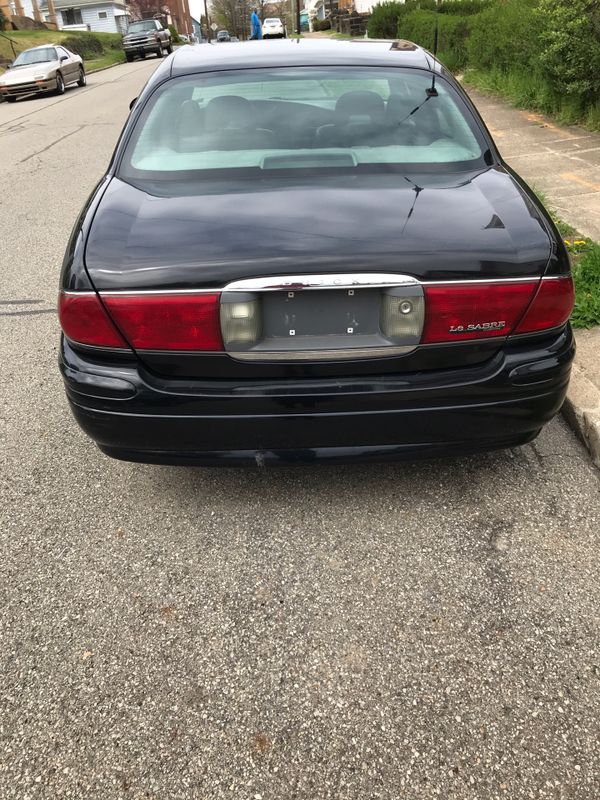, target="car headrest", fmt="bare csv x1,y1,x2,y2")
205,95,254,130
335,91,385,125
178,100,204,136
